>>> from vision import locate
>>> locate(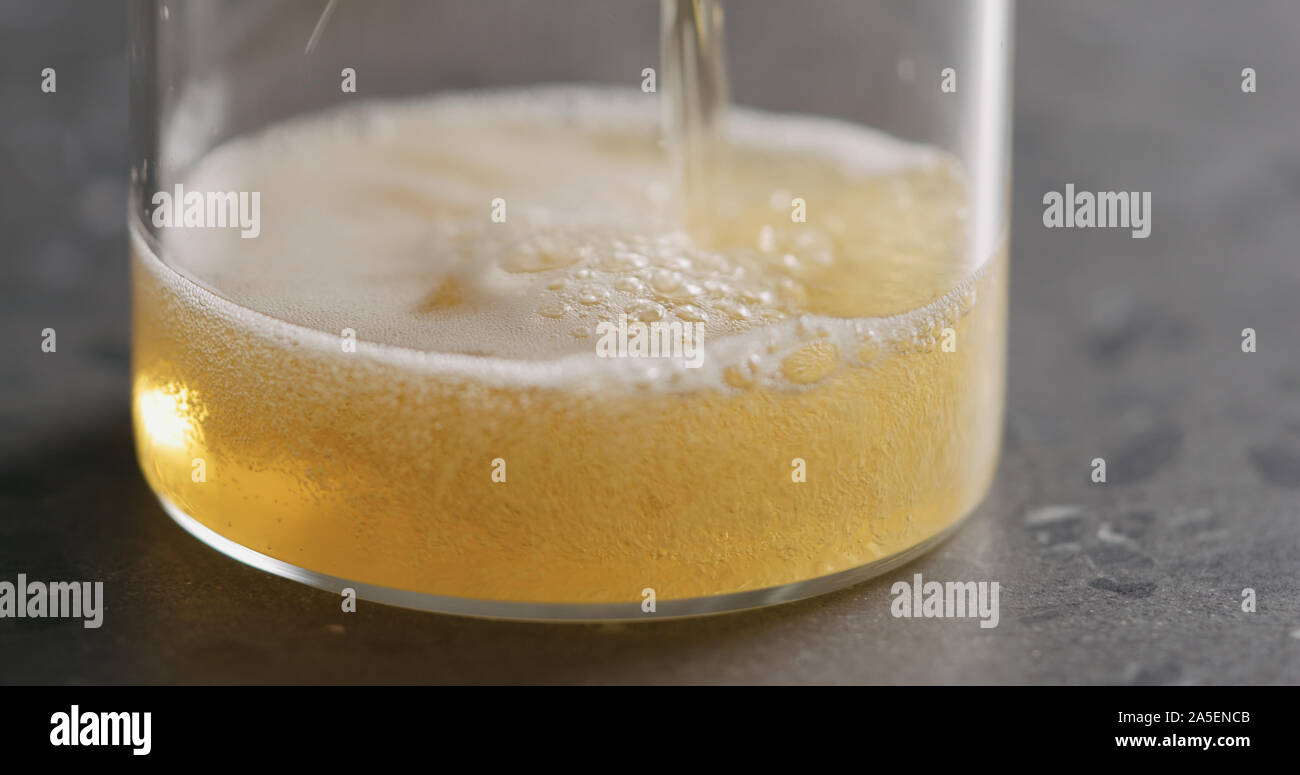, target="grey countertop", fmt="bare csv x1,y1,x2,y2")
1,0,1298,684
